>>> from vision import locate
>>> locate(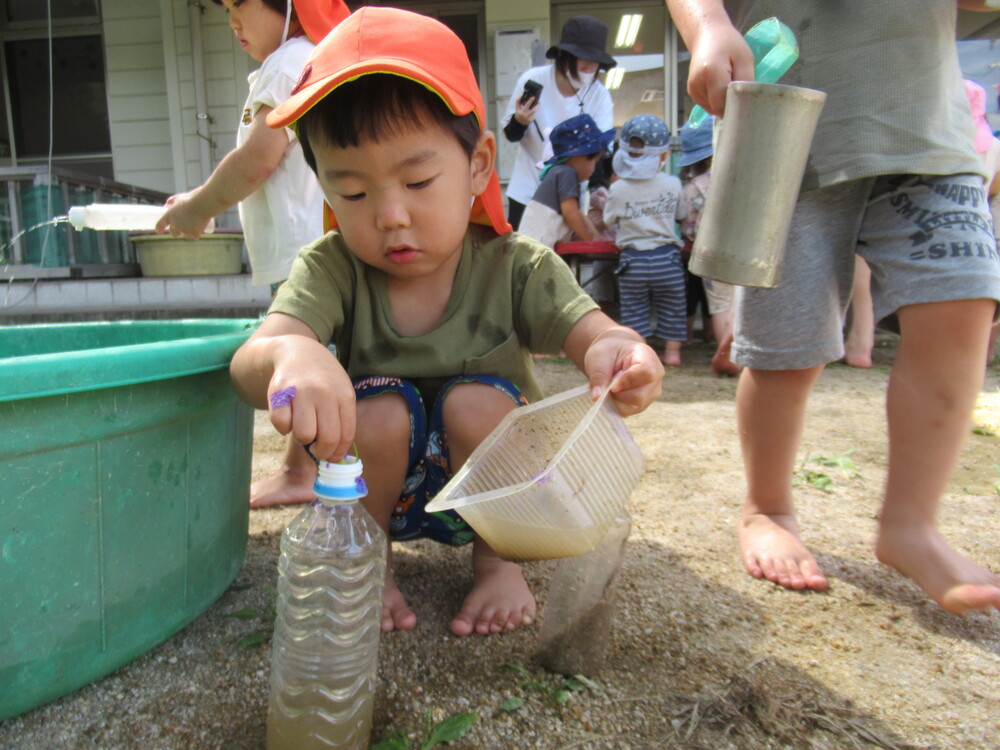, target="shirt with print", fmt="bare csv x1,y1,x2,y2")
604,172,687,251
